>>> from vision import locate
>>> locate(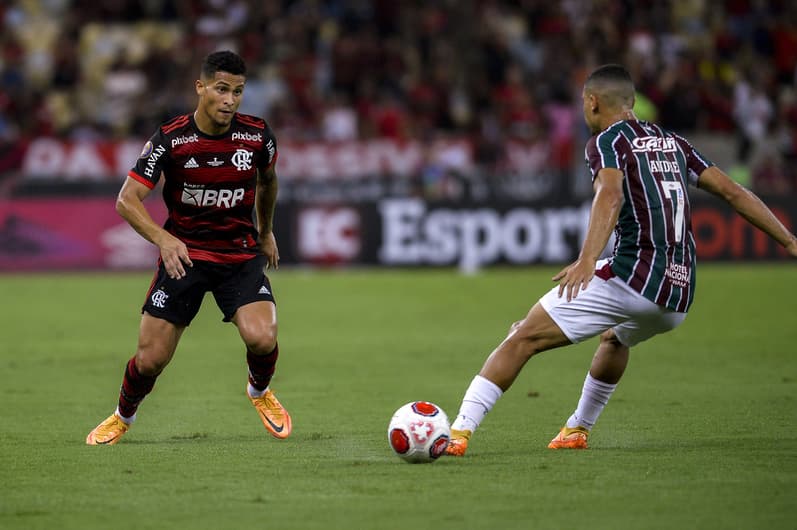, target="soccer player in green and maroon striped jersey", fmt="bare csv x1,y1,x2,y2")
446,64,797,456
